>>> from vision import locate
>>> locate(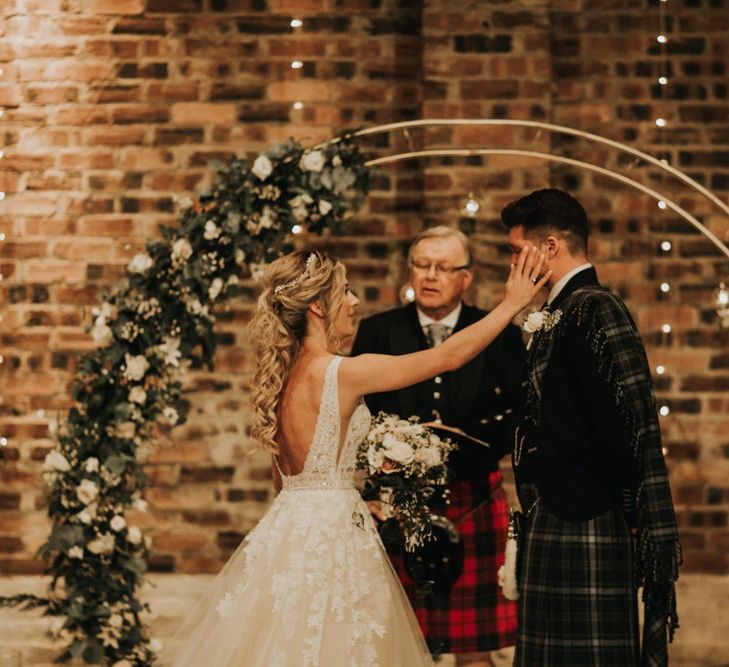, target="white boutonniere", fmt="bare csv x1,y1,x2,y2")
523,308,562,350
